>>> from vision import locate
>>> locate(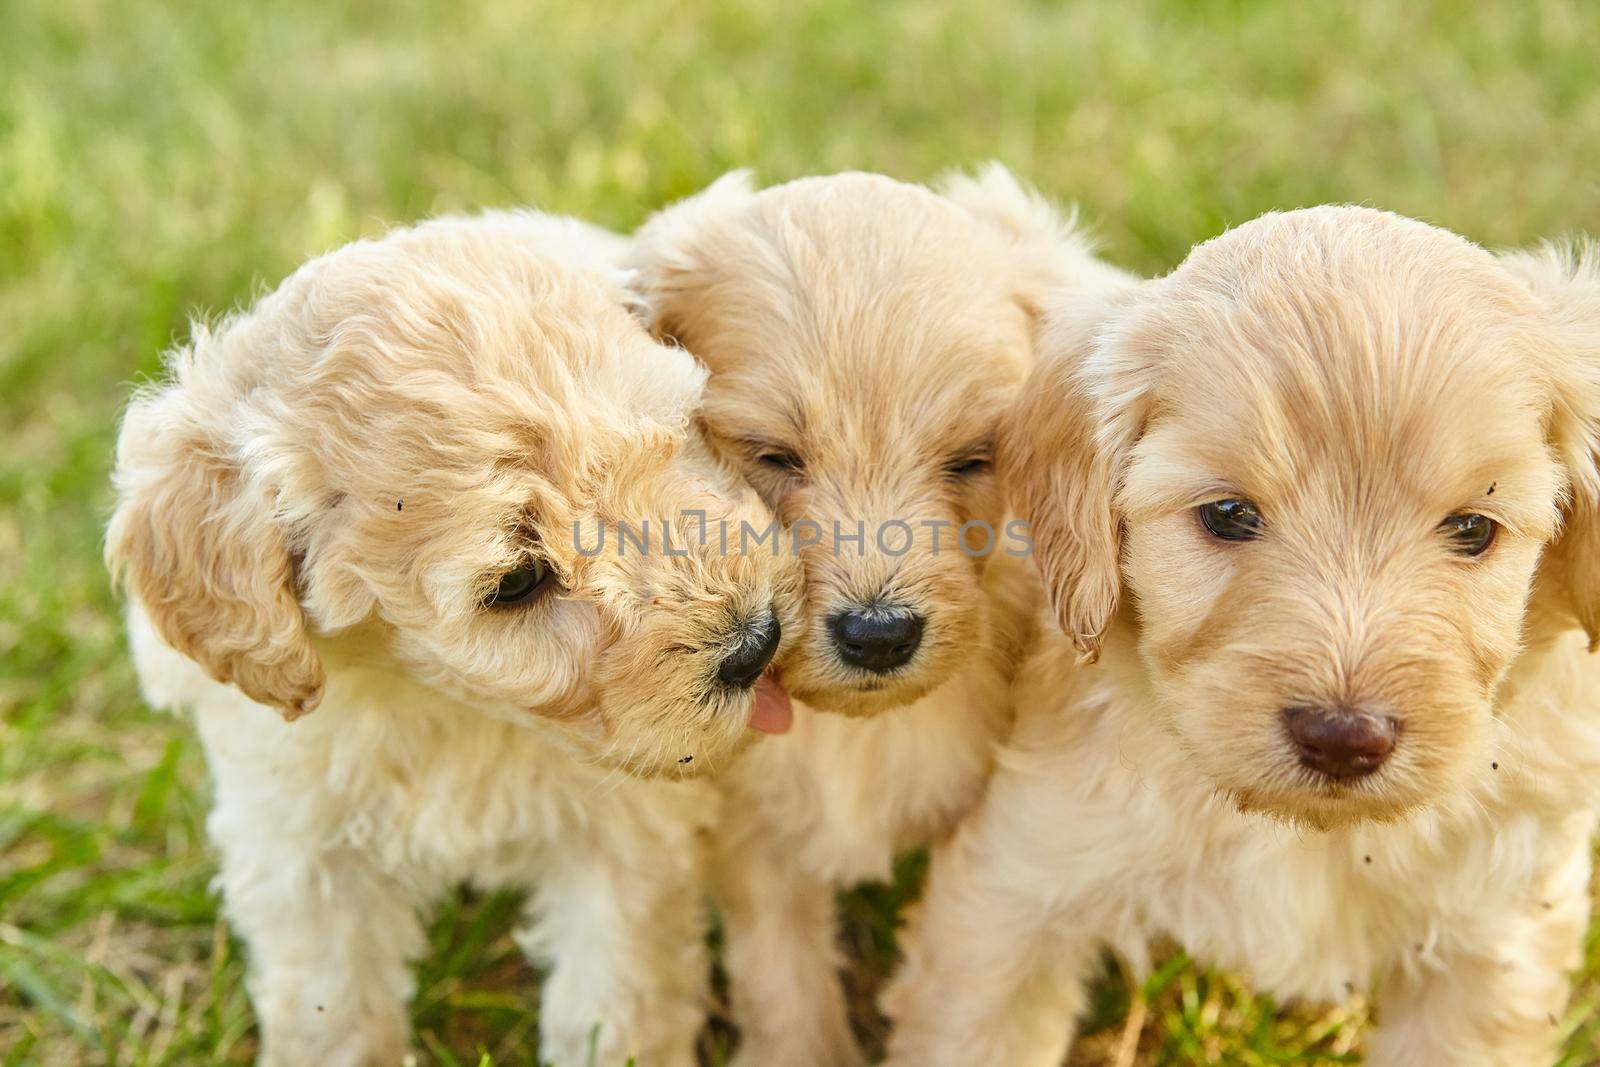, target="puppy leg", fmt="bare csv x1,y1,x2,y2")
521,829,707,1067
715,842,862,1067
1367,831,1592,1067
880,804,1095,1067
219,838,425,1067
